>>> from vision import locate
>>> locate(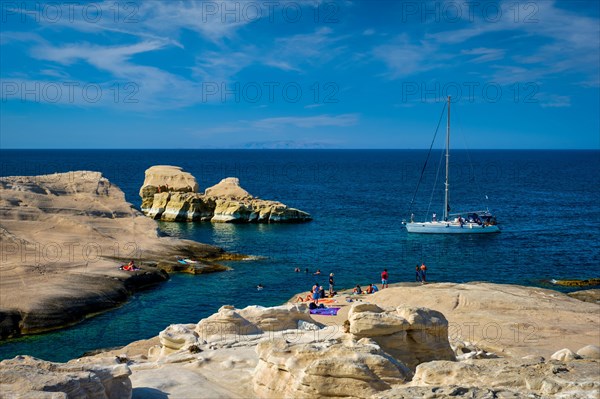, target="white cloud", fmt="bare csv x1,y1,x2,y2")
200,113,359,136
30,40,167,67
266,27,349,70
4,1,351,110
363,29,376,36
461,48,505,63
192,27,347,83
373,35,443,78
373,1,599,86
25,40,201,109
539,94,571,108
9,1,255,44
251,113,359,129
